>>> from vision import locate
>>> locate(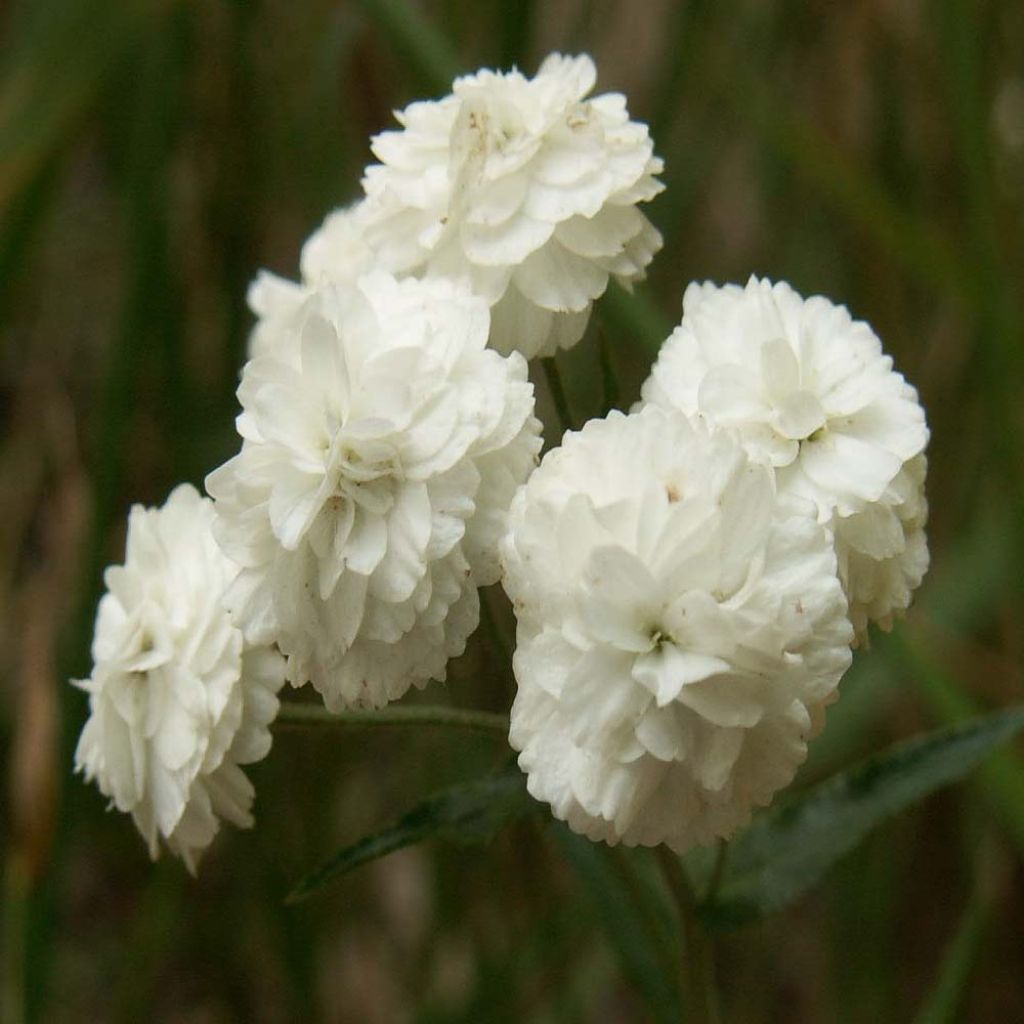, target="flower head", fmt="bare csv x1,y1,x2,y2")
501,407,852,852
358,53,664,359
73,484,285,872
208,272,542,710
247,203,376,361
641,277,929,640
